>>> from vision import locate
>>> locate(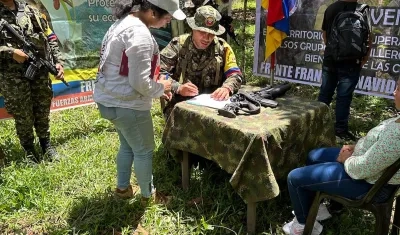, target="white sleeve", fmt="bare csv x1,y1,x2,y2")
124,27,164,98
